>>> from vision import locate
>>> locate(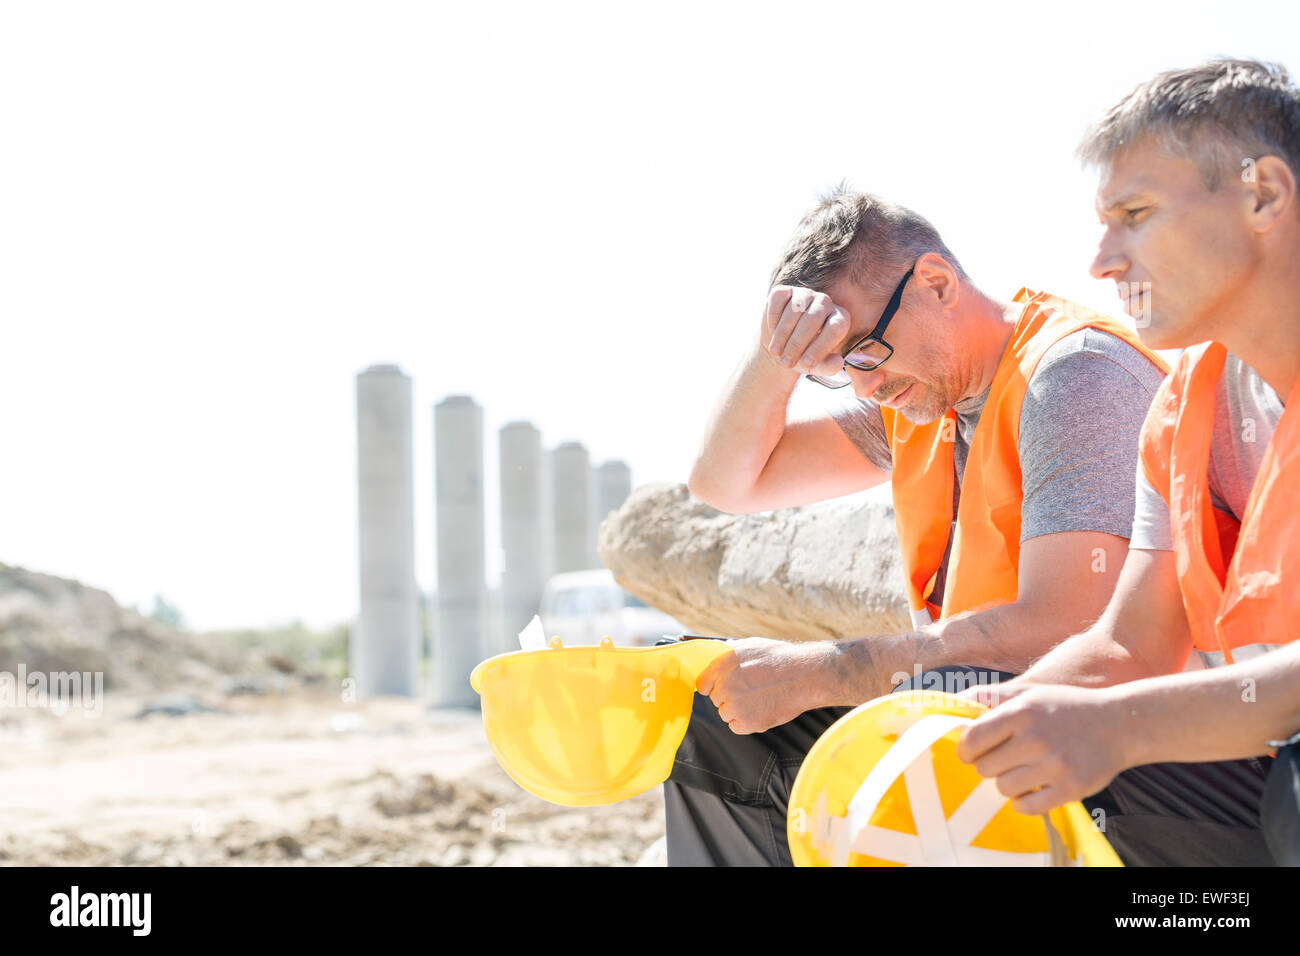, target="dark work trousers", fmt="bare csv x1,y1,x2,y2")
1261,733,1300,866
664,665,1282,866
663,665,1012,866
